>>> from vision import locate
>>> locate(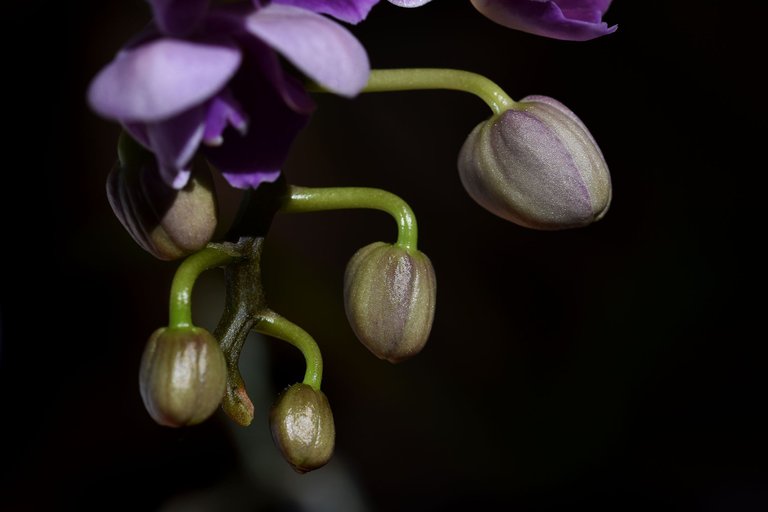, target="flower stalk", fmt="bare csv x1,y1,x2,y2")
209,237,325,425
311,68,516,115
365,68,516,114
169,244,240,329
281,185,419,251
256,312,323,390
